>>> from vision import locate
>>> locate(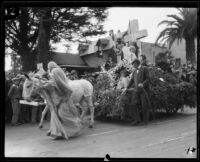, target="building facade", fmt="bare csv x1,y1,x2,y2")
139,41,168,65
169,39,197,65
51,39,168,72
